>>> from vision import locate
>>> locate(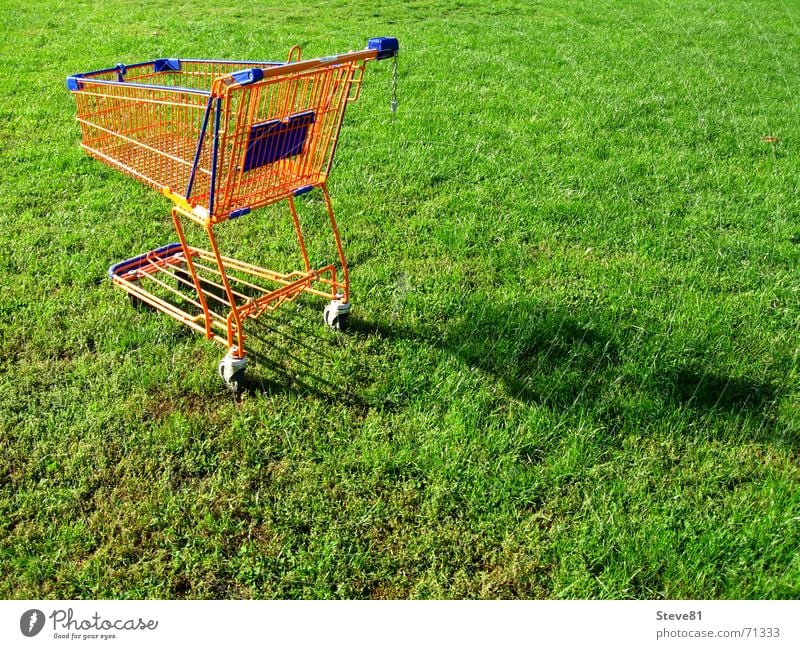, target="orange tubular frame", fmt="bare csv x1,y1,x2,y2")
69,38,398,388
